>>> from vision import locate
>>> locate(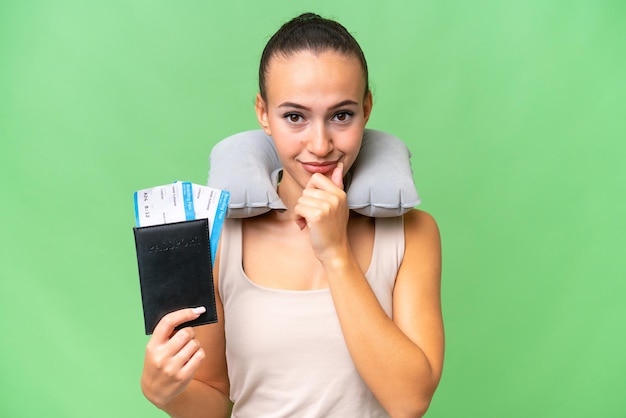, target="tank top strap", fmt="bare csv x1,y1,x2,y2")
217,217,243,305
365,215,405,317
